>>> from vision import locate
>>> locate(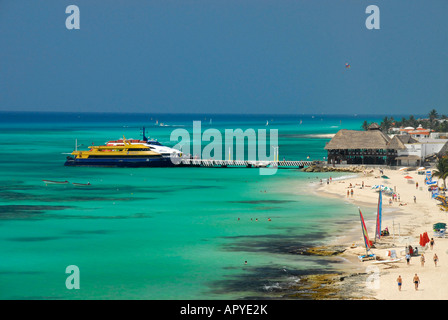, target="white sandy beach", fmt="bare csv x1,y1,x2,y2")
315,167,448,300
